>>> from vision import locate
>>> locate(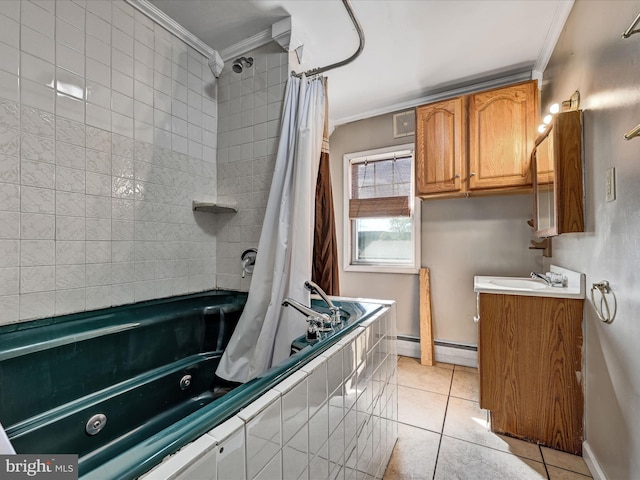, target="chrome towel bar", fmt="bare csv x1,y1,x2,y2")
622,11,640,38
623,123,640,140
